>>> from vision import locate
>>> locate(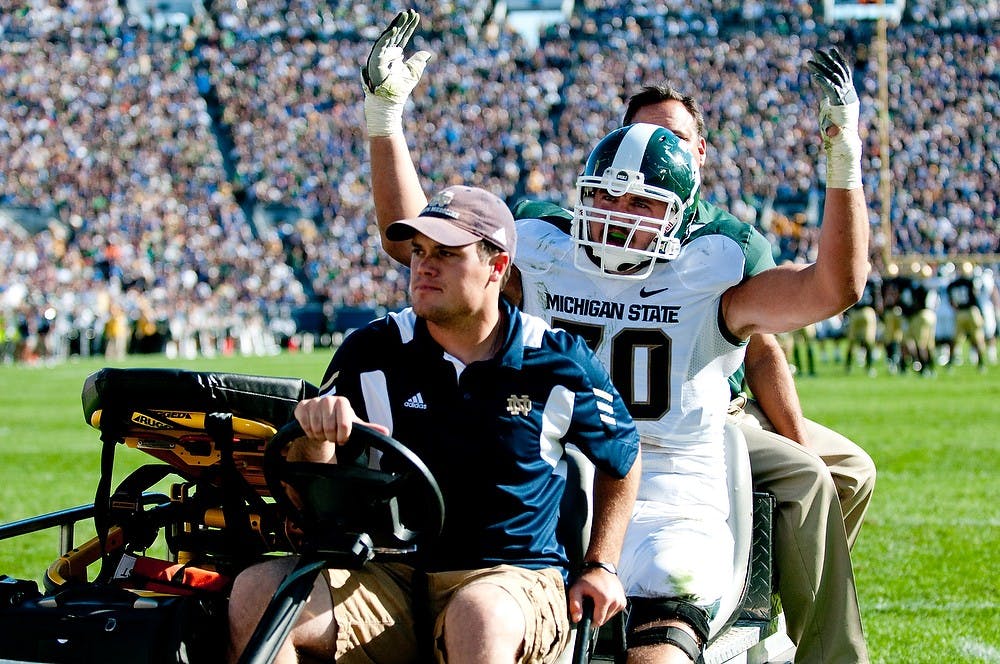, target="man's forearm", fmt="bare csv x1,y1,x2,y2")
370,134,428,265
586,459,640,565
744,334,809,444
